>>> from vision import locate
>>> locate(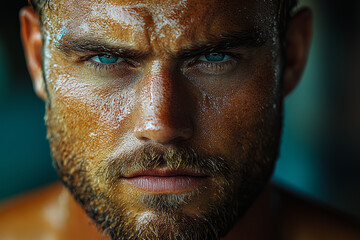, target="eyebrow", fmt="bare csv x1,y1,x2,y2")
55,37,147,59
175,29,268,59
55,29,268,59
